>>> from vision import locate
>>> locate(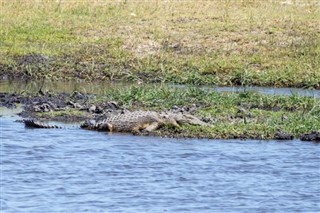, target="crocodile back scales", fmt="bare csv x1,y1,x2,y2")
99,111,161,132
